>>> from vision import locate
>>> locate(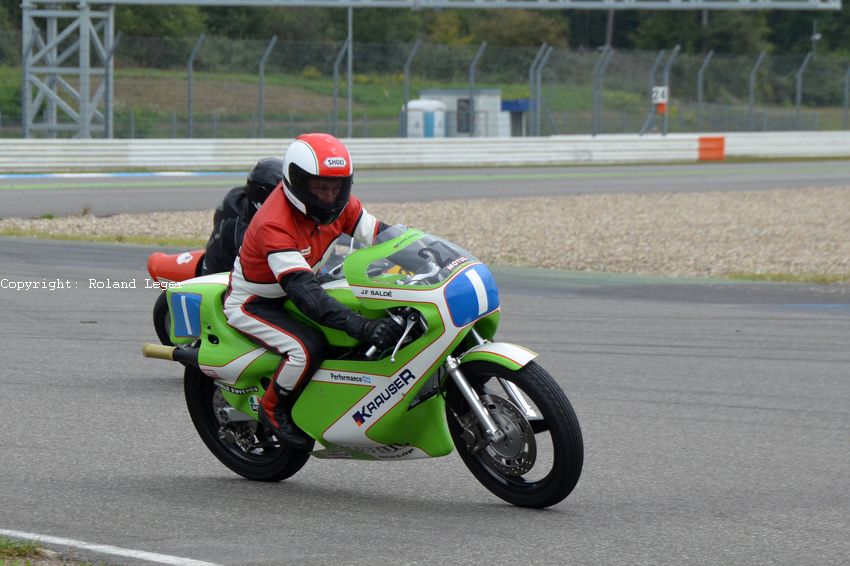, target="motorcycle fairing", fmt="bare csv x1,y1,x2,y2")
296,258,503,459
292,293,457,459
